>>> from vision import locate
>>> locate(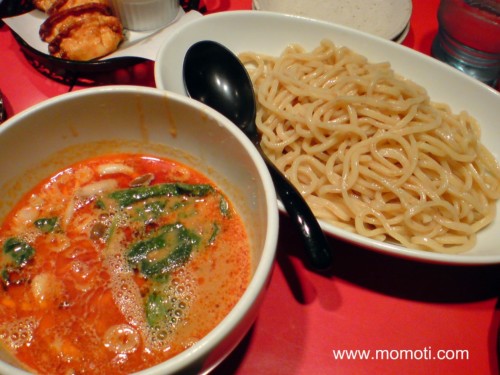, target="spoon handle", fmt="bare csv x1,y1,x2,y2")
262,153,333,271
